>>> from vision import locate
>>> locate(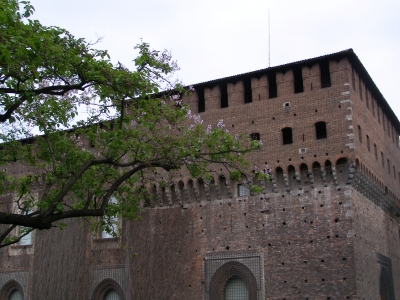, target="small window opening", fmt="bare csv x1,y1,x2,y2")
387,159,390,174
366,135,370,152
197,87,205,113
315,122,327,139
244,77,252,104
320,61,331,88
374,144,378,160
268,73,277,98
238,184,249,197
282,127,293,145
250,133,260,141
220,82,228,108
381,152,384,168
293,66,304,93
